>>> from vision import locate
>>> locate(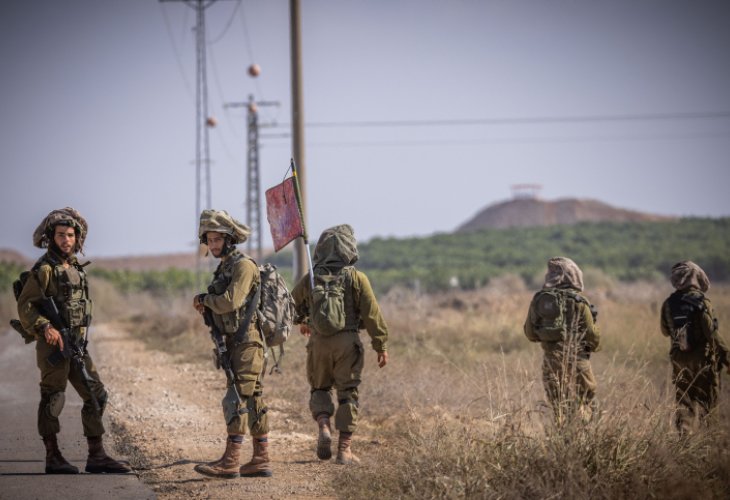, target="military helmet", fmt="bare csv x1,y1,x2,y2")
33,207,88,253
312,224,359,270
198,209,250,245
